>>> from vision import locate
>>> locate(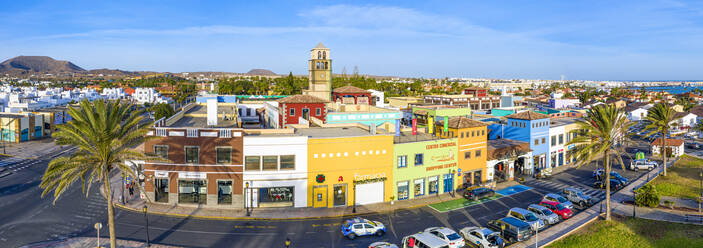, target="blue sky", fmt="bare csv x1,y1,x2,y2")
1,0,702,80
